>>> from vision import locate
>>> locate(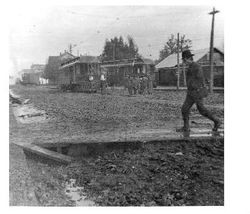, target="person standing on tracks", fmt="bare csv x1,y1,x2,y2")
140,76,148,95
177,50,222,133
138,76,144,95
147,73,153,95
132,75,140,95
89,74,94,91
89,75,94,82
127,76,133,95
100,72,107,94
